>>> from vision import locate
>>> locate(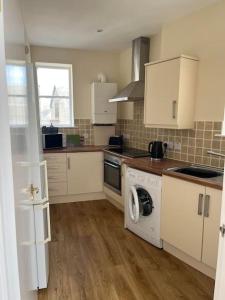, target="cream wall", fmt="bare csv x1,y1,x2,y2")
160,0,225,121
31,46,120,119
118,0,225,121
117,47,134,120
